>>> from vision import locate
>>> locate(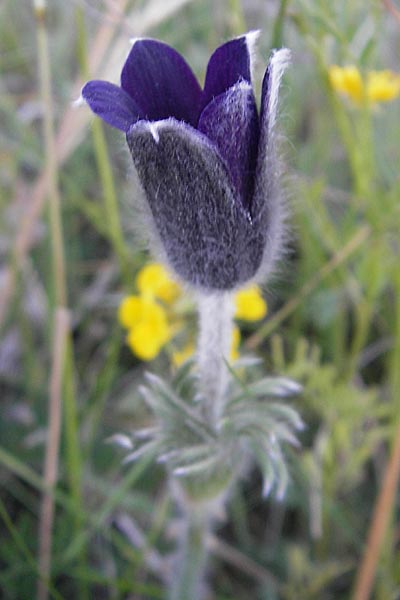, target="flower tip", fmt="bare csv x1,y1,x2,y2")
244,29,260,52
128,120,161,144
129,36,144,46
72,93,86,108
242,30,260,78
272,47,291,67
